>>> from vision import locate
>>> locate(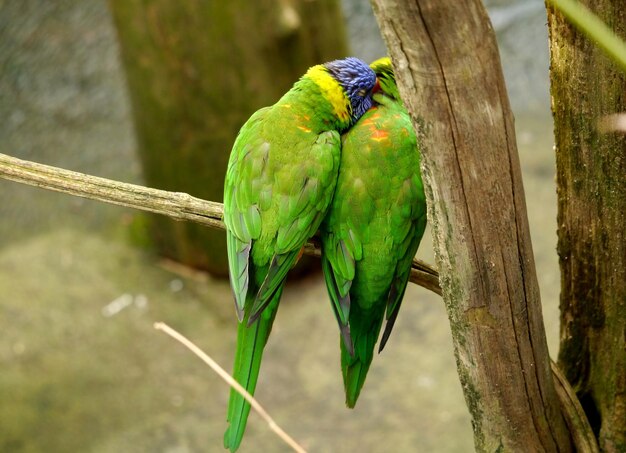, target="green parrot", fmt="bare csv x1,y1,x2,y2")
320,57,427,408
222,57,377,452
